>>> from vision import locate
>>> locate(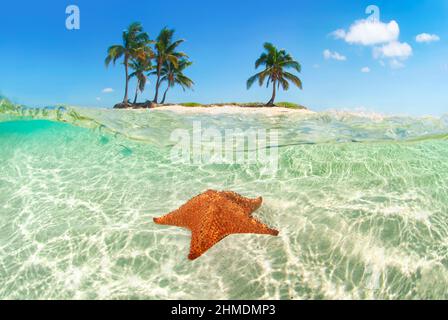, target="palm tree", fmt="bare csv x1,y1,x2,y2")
156,59,194,104
247,42,302,106
105,22,152,104
129,57,152,104
152,27,187,103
